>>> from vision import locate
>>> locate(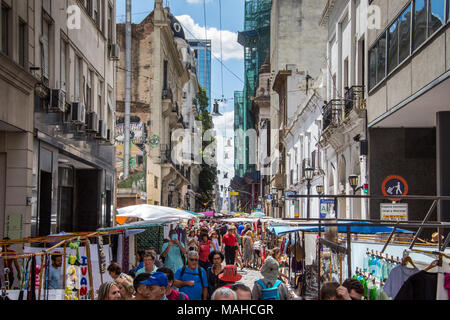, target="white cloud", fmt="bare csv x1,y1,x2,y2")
176,15,243,61
212,110,234,136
